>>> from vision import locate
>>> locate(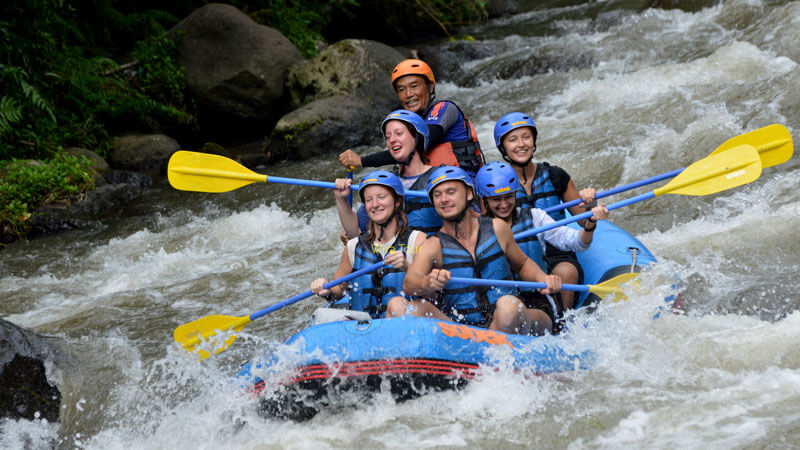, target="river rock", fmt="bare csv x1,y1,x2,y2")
265,95,380,162
287,39,403,113
171,3,303,131
0,319,62,422
486,0,521,17
29,170,152,233
108,134,180,172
